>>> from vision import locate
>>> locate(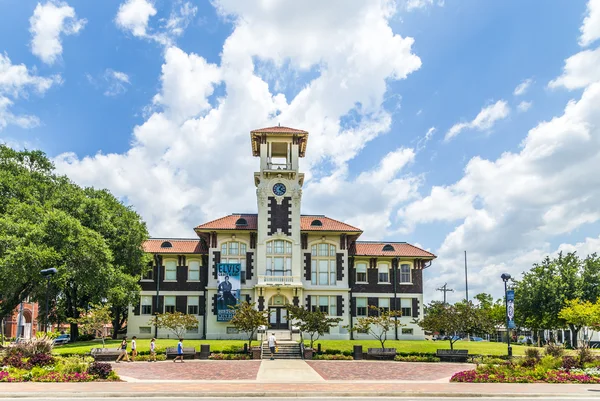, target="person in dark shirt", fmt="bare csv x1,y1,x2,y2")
218,275,237,307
